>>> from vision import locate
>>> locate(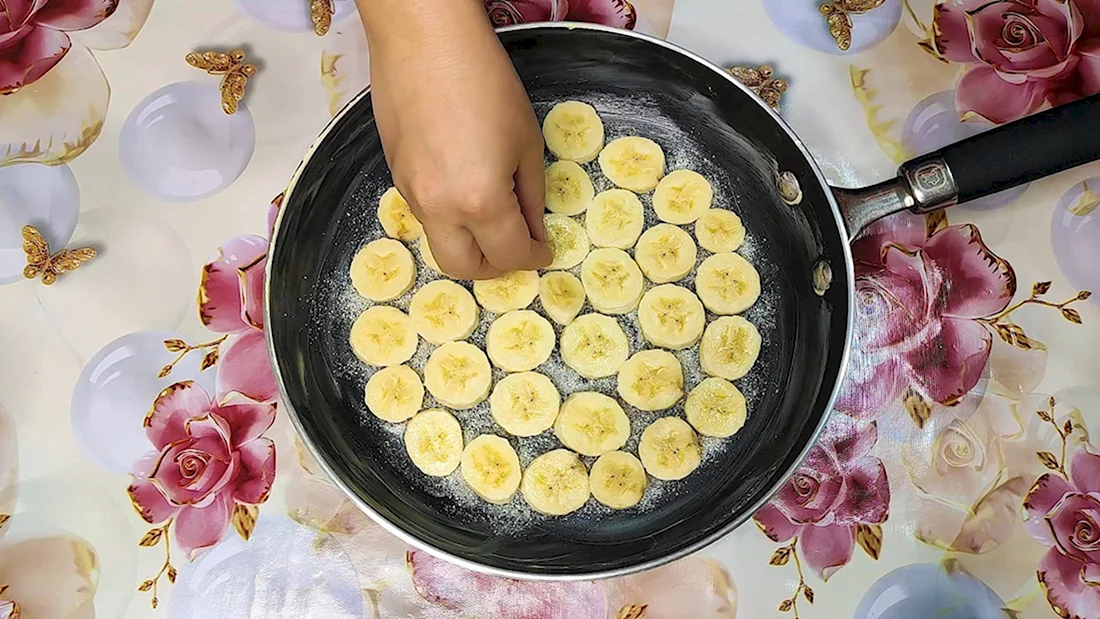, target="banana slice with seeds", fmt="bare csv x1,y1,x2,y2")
637,284,706,350
545,161,595,215
365,364,424,422
638,417,702,481
350,238,416,302
695,209,745,253
585,189,645,249
554,392,631,457
490,372,561,437
544,214,590,270
538,271,586,326
473,270,539,314
423,341,492,409
461,435,522,504
404,409,463,476
377,186,423,242
652,169,713,224
590,451,647,509
634,223,697,284
486,310,555,372
617,349,684,411
409,280,479,344
521,449,591,516
686,377,747,438
542,101,605,163
560,313,630,379
580,248,644,315
699,315,762,380
599,136,666,193
350,306,418,367
695,252,761,315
